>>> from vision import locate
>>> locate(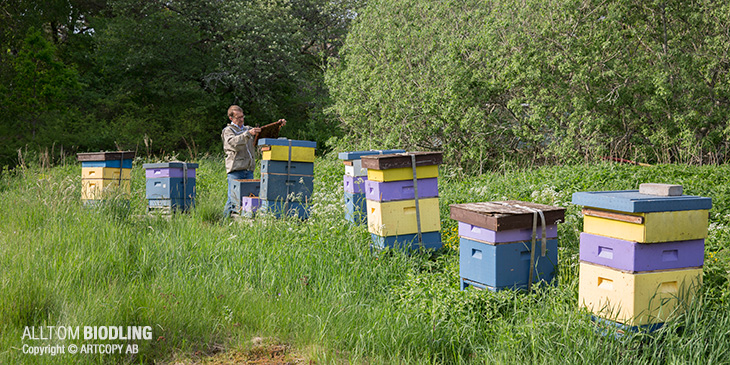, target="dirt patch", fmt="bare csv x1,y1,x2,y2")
173,339,310,365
